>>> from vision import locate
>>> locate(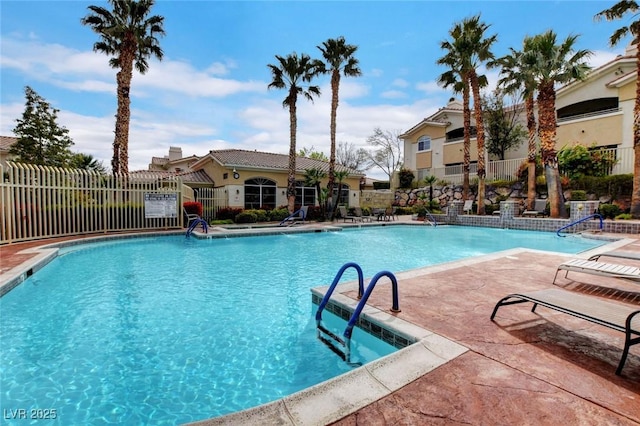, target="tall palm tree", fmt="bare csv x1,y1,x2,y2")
462,15,497,215
437,25,472,200
317,37,362,219
82,0,165,176
595,1,640,218
496,36,539,211
268,53,322,213
524,31,592,217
